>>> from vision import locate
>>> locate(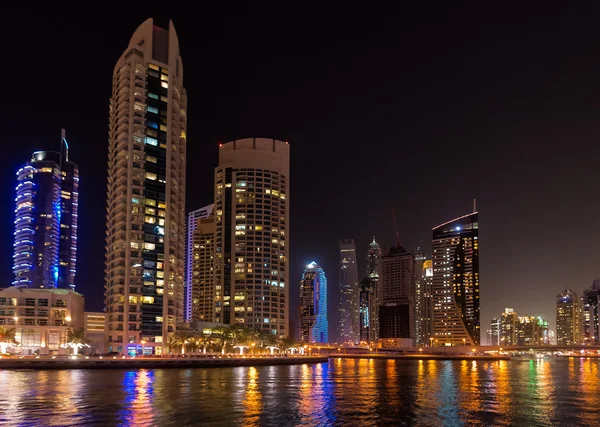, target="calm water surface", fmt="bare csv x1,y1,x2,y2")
0,357,599,426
